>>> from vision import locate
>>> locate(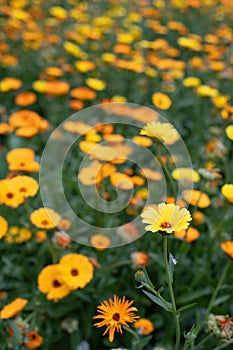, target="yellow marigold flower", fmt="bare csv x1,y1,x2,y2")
183,77,201,87
86,78,106,91
5,226,32,244
134,318,154,334
0,298,28,319
193,211,205,225
141,203,191,234
172,168,200,182
49,6,68,20
101,53,116,63
140,121,180,145
212,95,230,109
183,190,211,208
35,230,47,243
30,208,61,229
196,85,219,97
24,330,43,349
38,264,71,301
174,226,200,243
10,175,39,198
90,234,111,251
221,184,233,204
32,80,47,93
152,92,172,110
75,60,95,73
221,241,233,258
0,77,22,92
0,179,25,208
93,295,139,342
226,125,233,141
0,216,8,239
64,41,82,58
59,253,94,290
177,37,202,51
